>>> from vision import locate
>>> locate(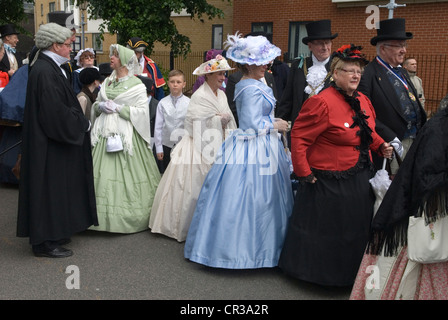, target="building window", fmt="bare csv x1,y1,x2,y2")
92,33,103,52
251,22,273,41
287,21,310,62
49,2,56,13
41,4,44,16
212,25,223,50
73,35,81,52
